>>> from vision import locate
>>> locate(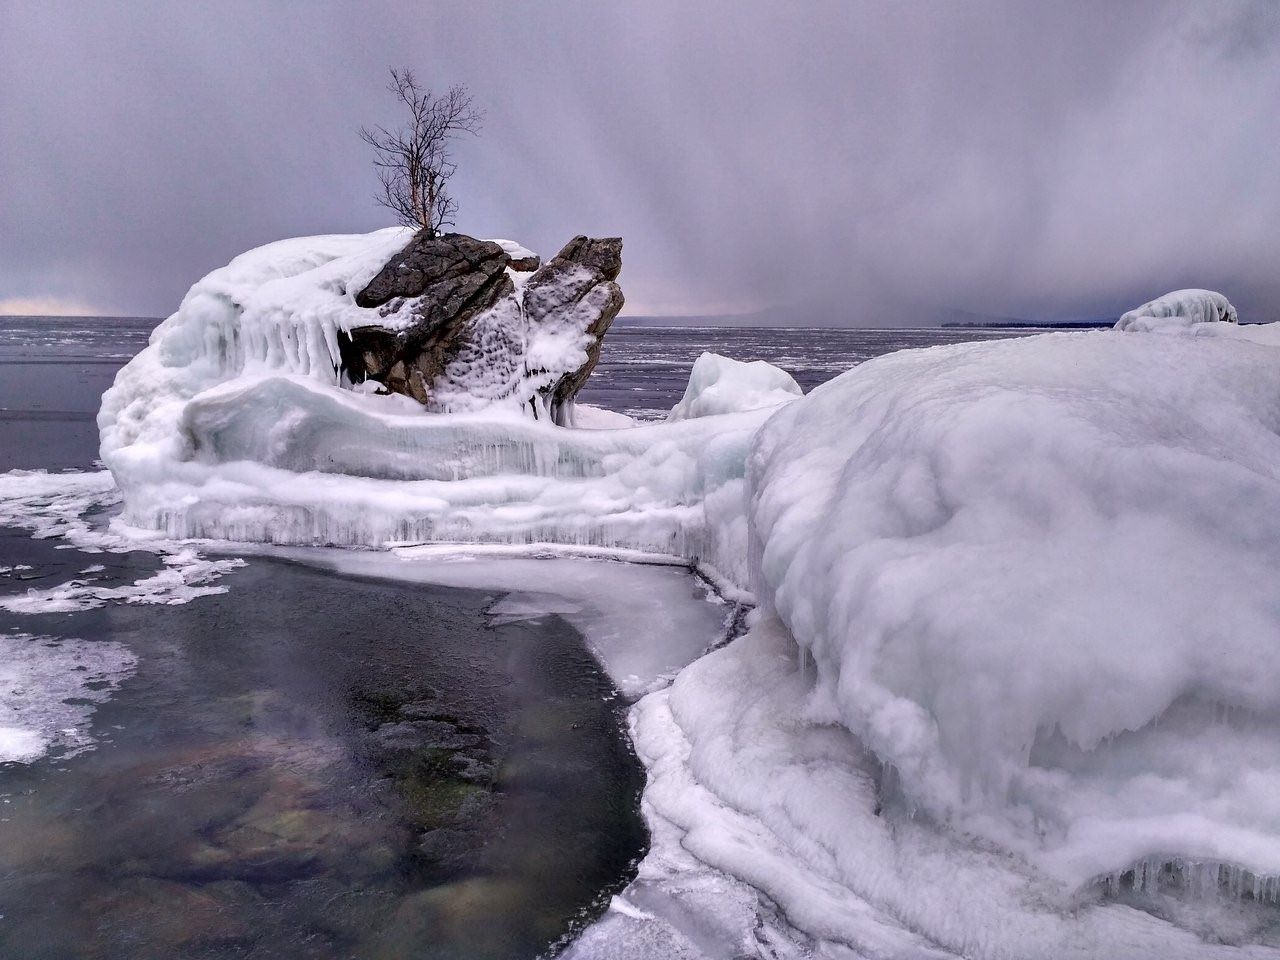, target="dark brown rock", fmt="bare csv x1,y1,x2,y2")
354,231,510,310
342,231,514,403
340,232,623,418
